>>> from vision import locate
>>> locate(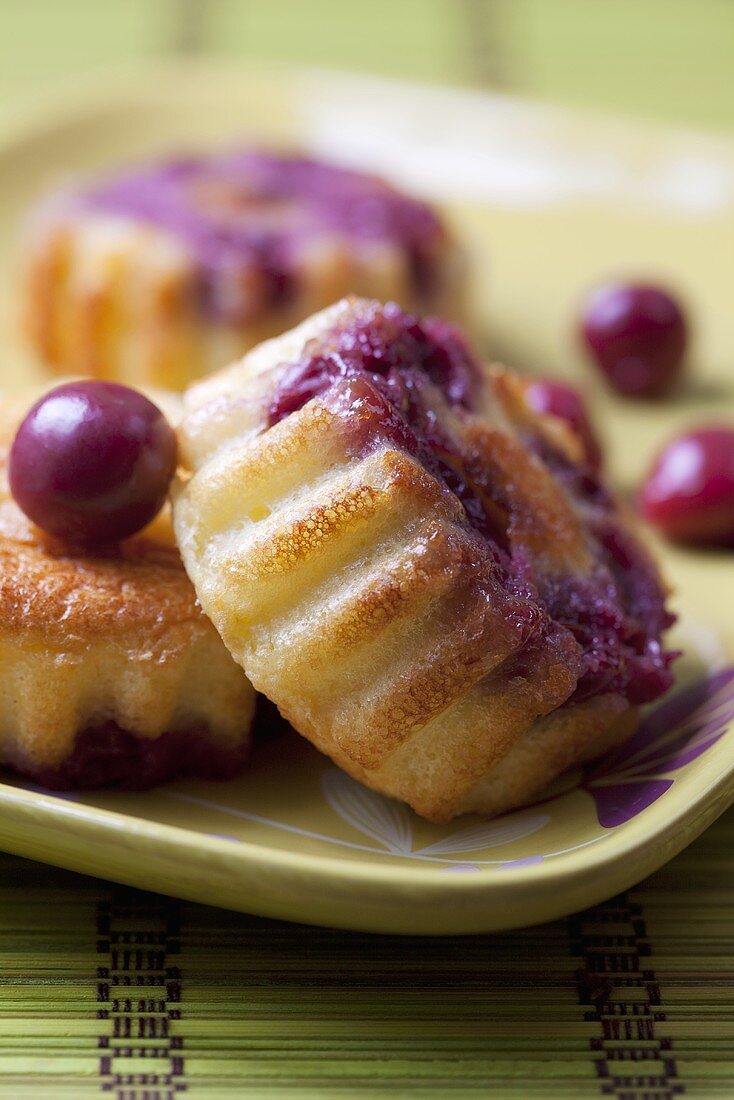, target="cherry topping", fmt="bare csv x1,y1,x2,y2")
525,378,602,469
9,381,177,546
640,425,734,547
580,282,687,397
267,305,479,428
